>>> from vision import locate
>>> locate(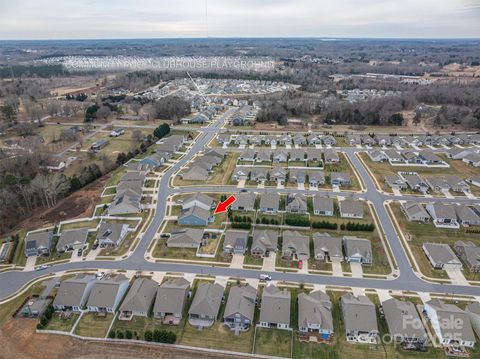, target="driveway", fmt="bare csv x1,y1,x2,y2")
24,256,37,271
262,253,276,272
230,253,244,269
350,262,364,278
237,180,246,188
446,268,469,286
332,261,343,277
